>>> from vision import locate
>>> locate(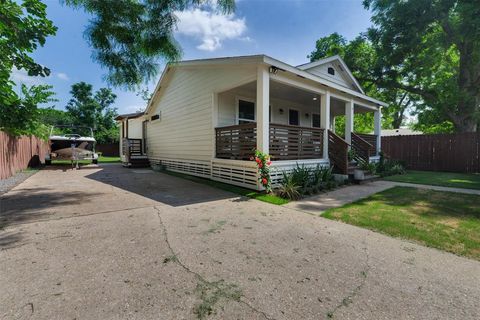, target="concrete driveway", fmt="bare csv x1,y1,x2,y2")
1,164,479,320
